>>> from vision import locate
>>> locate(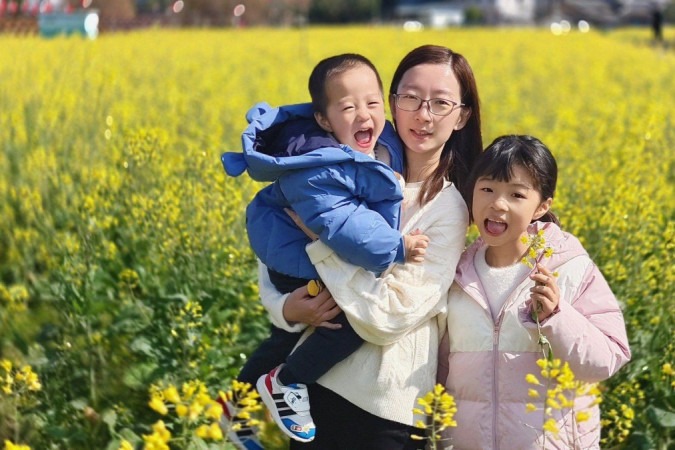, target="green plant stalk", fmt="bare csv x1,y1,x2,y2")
430,400,439,450
13,394,20,445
